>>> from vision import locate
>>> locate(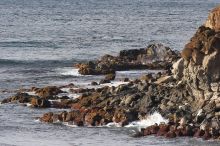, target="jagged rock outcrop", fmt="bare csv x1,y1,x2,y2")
75,43,180,75
172,5,220,123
